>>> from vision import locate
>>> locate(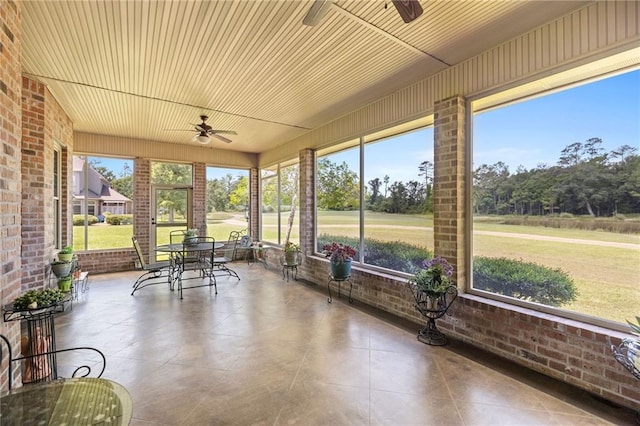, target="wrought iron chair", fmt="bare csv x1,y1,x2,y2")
174,236,217,299
0,334,106,391
213,238,241,281
223,230,244,260
169,229,187,244
131,236,172,295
